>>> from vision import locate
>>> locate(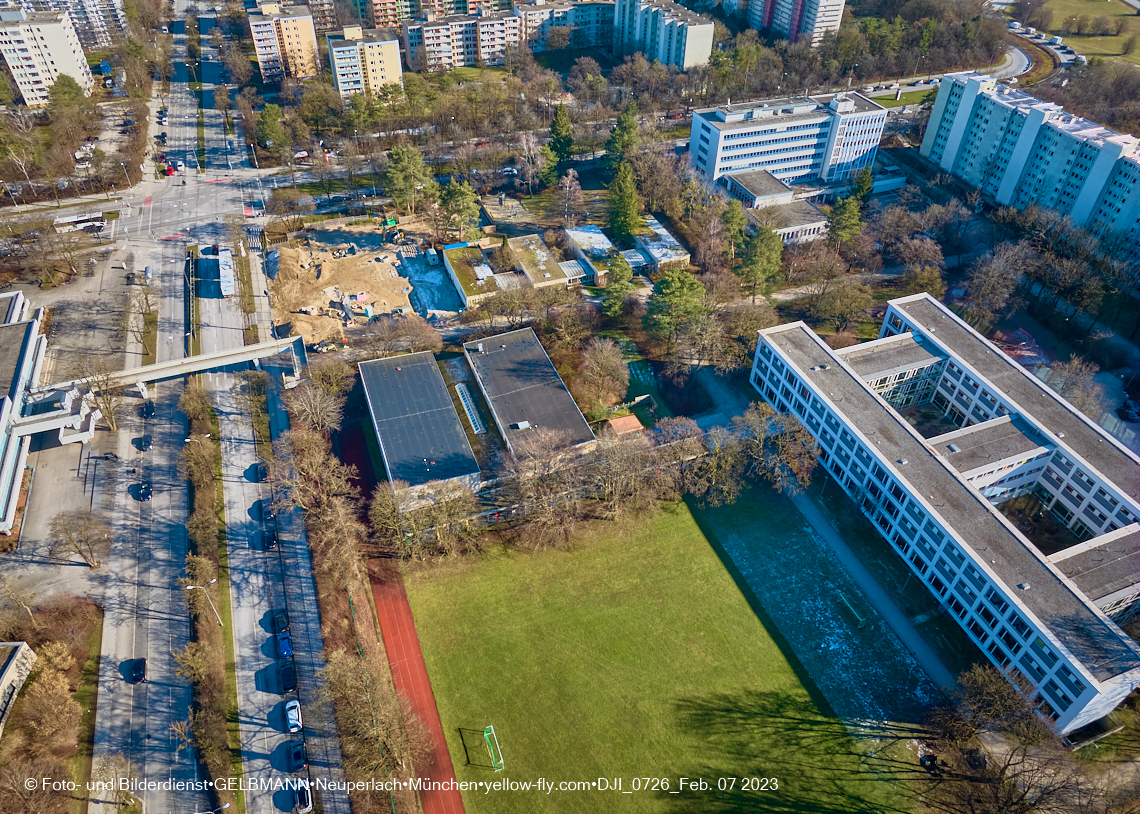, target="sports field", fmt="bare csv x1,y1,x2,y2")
405,503,912,814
